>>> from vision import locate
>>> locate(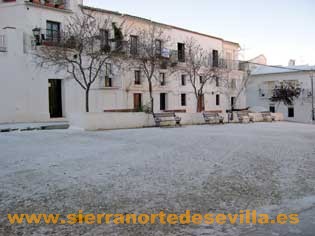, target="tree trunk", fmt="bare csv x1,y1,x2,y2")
196,94,204,112
230,103,234,121
148,80,154,113
85,88,90,113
